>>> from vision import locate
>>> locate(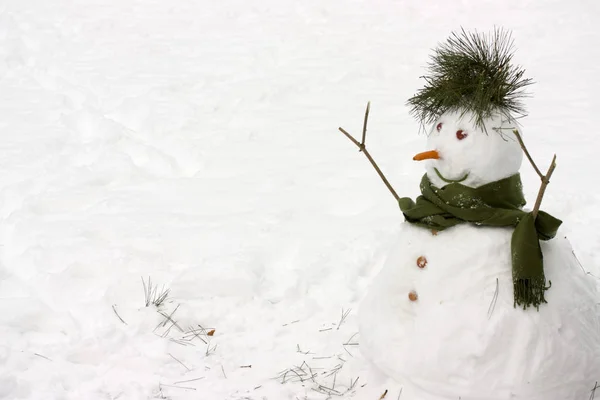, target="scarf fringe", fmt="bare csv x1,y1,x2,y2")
513,278,551,310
